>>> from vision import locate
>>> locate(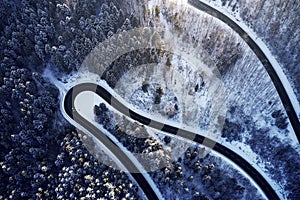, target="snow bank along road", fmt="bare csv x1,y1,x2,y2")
64,84,160,200
64,83,279,200
188,0,300,142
